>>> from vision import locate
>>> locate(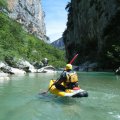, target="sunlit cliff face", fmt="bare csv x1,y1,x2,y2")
7,0,47,41
7,0,18,11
